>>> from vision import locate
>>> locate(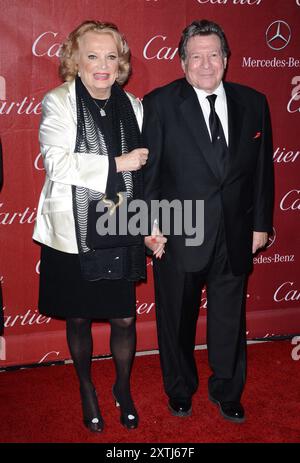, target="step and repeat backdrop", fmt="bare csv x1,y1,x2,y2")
0,0,299,367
